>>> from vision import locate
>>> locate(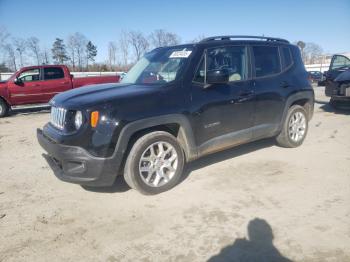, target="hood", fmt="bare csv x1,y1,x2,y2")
51,82,161,109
